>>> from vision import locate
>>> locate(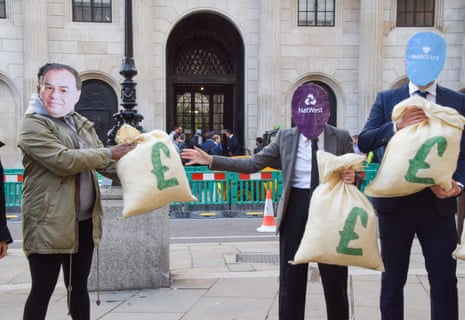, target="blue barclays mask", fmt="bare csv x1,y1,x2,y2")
405,31,446,86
